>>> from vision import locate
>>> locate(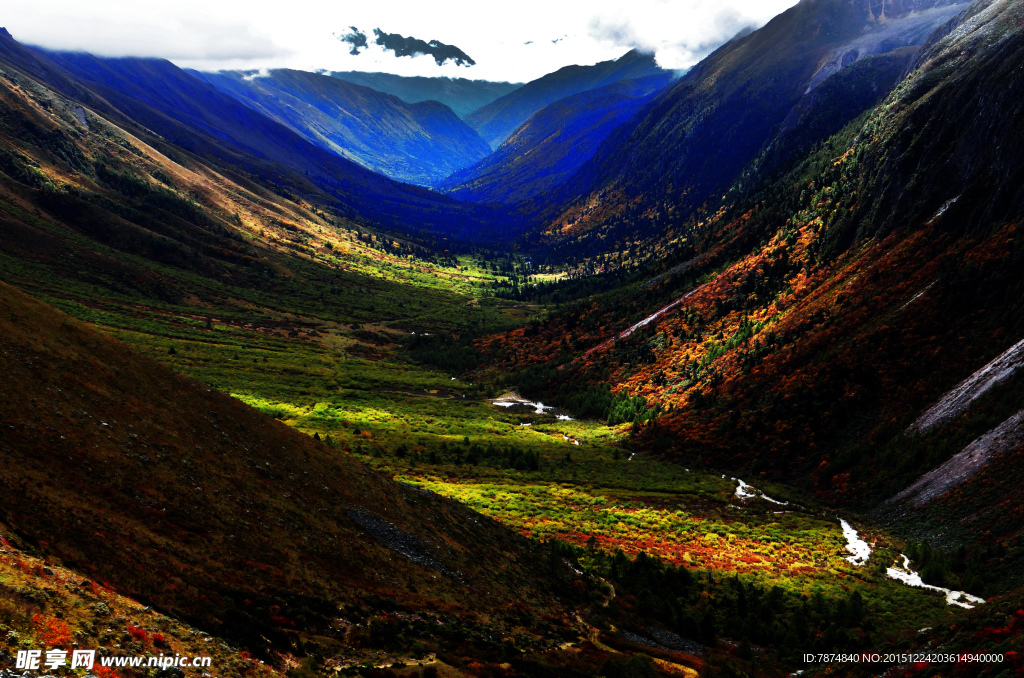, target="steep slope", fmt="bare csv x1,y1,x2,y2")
442,74,671,205
0,280,588,659
531,0,967,256
326,70,522,118
192,69,490,187
0,29,518,243
477,0,1024,596
465,49,669,149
